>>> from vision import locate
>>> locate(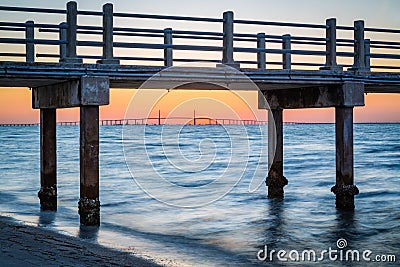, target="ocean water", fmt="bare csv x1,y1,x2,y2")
0,123,399,266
